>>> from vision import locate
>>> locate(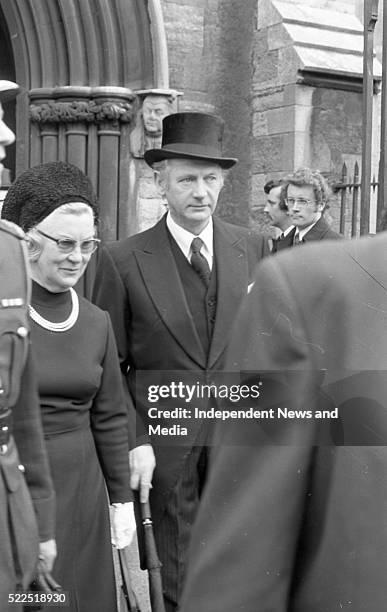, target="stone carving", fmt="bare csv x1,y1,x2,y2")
130,93,174,158
30,99,135,124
